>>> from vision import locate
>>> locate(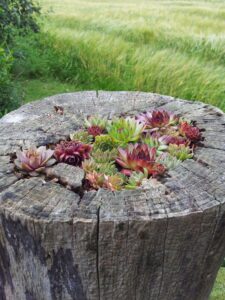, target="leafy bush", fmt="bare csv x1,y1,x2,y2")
0,0,40,44
0,48,21,116
0,0,40,116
